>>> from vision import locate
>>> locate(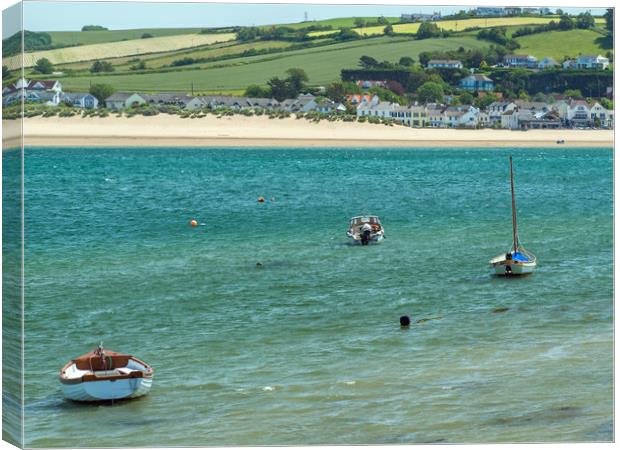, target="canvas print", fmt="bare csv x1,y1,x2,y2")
1,0,614,446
